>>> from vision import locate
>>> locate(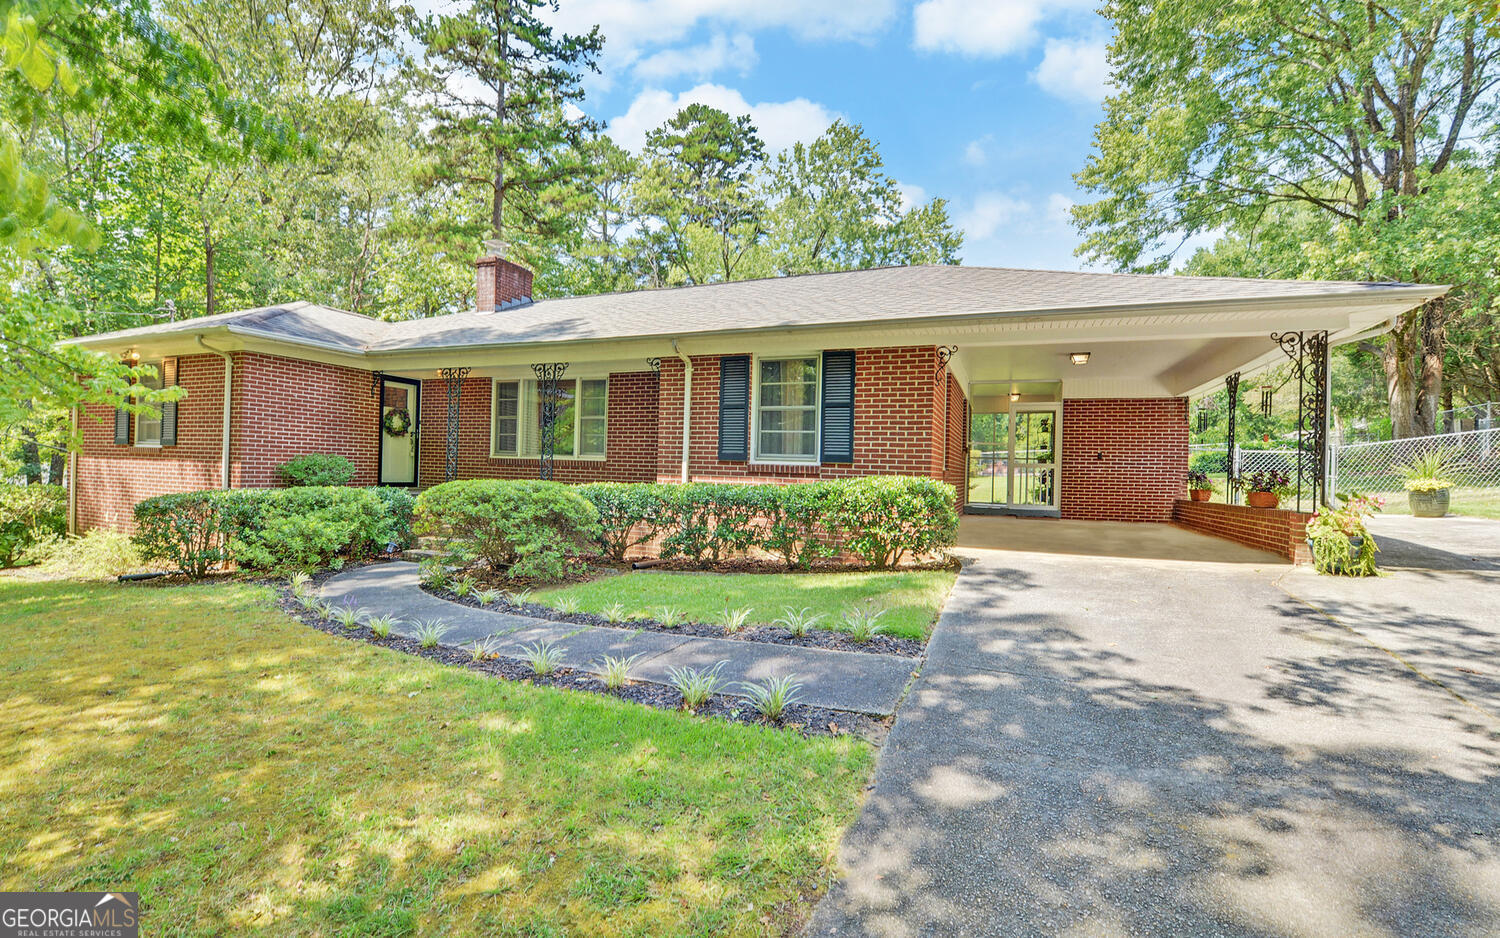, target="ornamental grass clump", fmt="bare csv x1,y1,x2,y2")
602,602,627,624
552,595,582,616
842,606,888,643
521,640,565,677
667,661,727,712
366,614,398,639
1398,448,1458,492
413,619,449,649
468,637,498,662
598,653,643,690
450,574,477,598
507,587,534,606
654,605,683,628
772,606,824,637
713,606,753,633
333,600,369,630
738,675,804,722
475,588,504,606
